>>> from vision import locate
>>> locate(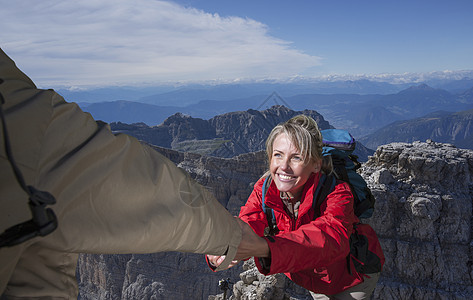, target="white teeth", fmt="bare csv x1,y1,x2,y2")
279,174,293,180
